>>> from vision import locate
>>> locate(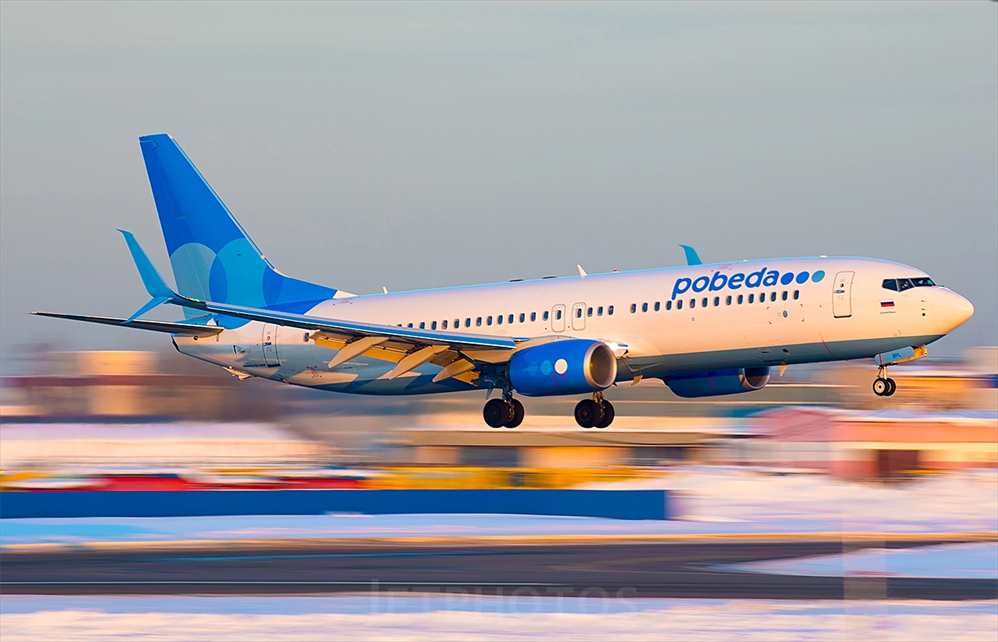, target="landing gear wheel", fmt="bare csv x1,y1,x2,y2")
575,399,601,428
594,400,615,428
884,378,897,397
484,398,513,428
873,378,889,396
505,399,524,428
